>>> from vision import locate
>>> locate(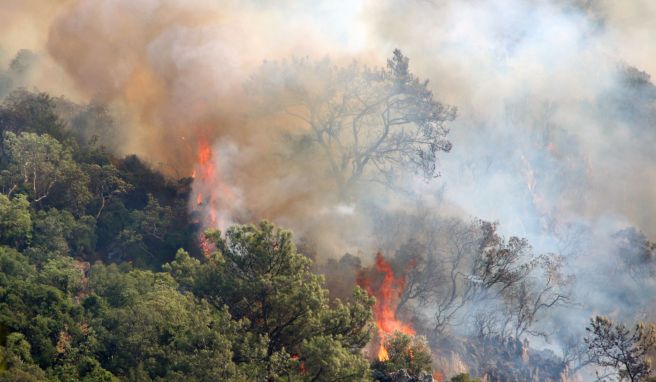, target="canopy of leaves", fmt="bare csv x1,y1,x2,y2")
165,221,375,381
